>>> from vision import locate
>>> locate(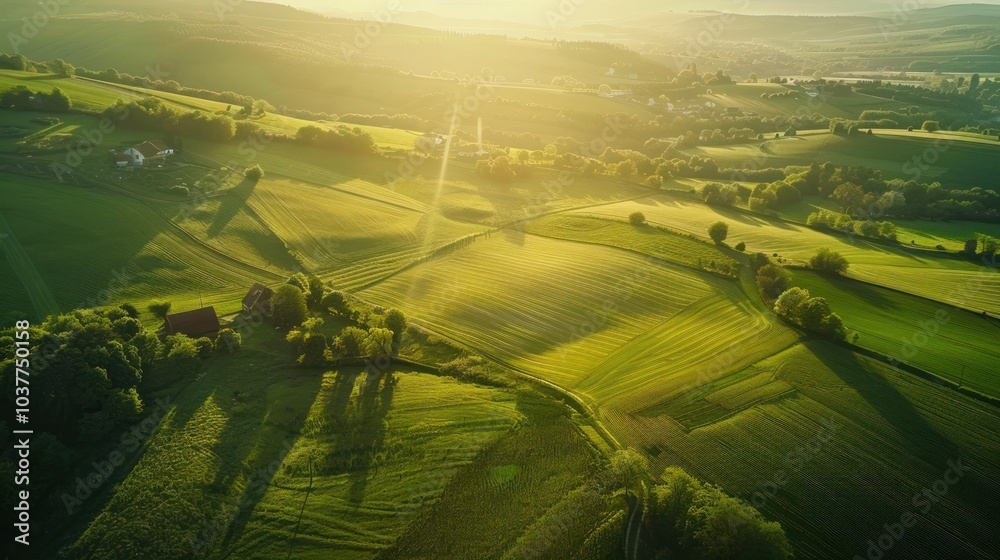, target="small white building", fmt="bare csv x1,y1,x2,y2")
122,140,174,166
